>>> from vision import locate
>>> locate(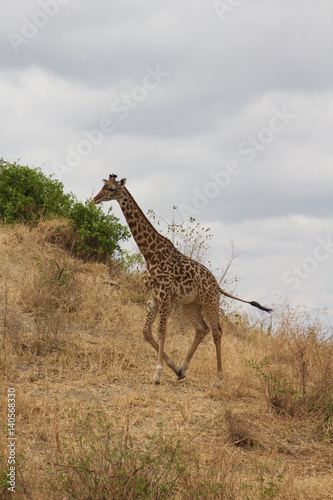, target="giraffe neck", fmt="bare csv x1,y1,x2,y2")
118,188,170,262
